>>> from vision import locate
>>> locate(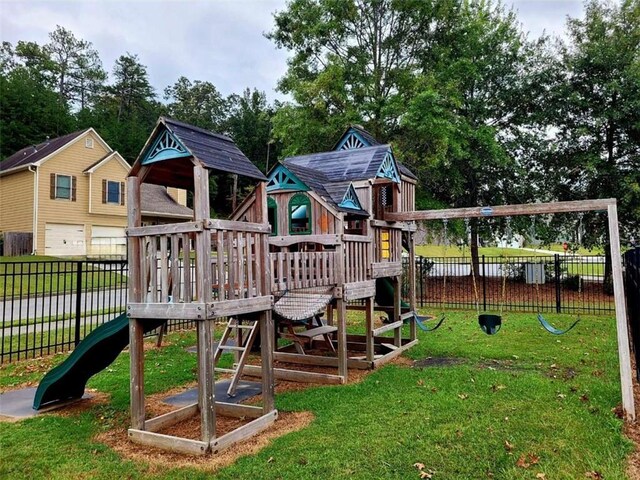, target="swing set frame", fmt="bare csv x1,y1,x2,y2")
386,198,635,422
